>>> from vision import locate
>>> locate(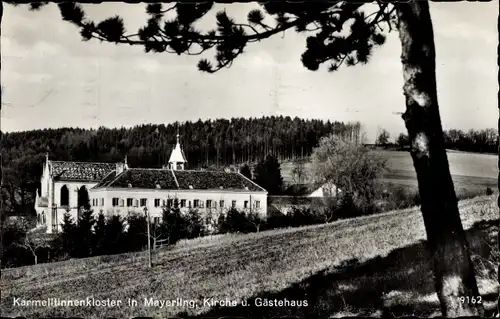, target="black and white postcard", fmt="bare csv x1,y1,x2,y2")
1,1,498,318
